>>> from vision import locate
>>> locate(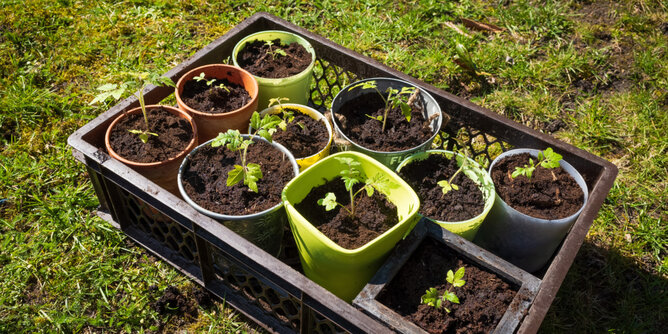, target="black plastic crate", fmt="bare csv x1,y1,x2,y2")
68,13,618,333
